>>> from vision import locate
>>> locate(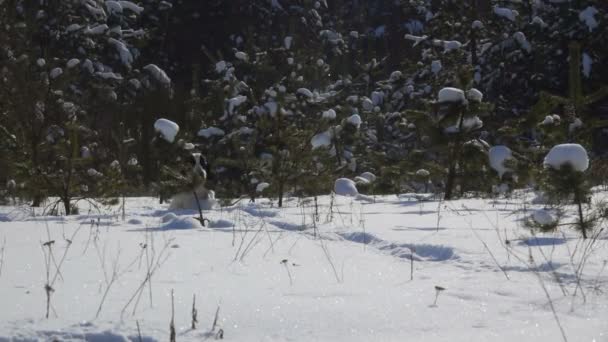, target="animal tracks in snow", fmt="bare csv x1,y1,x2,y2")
338,231,458,262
